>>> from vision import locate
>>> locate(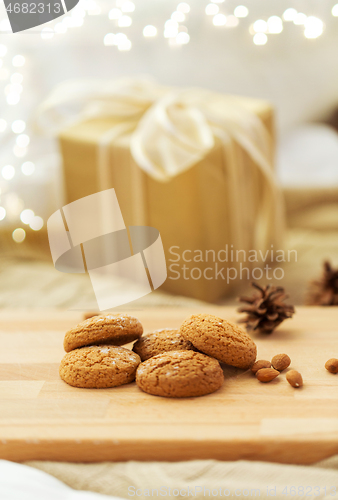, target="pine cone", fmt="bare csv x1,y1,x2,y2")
238,283,295,334
306,261,338,306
